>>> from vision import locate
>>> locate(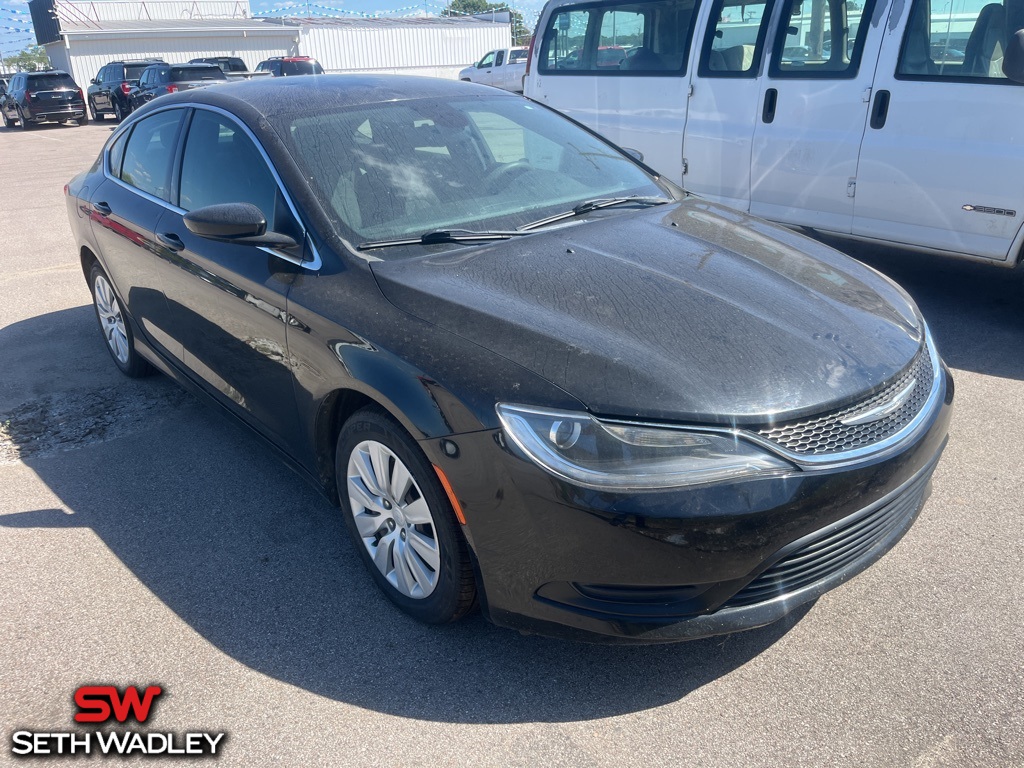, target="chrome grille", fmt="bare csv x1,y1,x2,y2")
756,345,934,455
723,470,930,609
